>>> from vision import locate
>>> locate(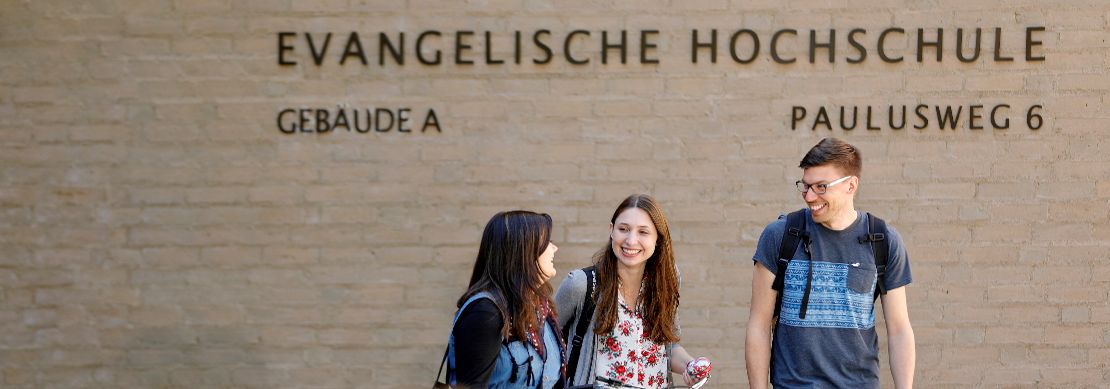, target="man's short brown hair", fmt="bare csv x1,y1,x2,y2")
799,137,862,177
